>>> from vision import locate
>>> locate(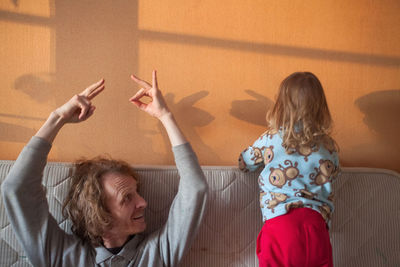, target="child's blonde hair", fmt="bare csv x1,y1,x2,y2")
266,72,338,153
